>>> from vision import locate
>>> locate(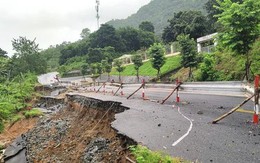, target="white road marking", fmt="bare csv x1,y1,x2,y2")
172,106,193,147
